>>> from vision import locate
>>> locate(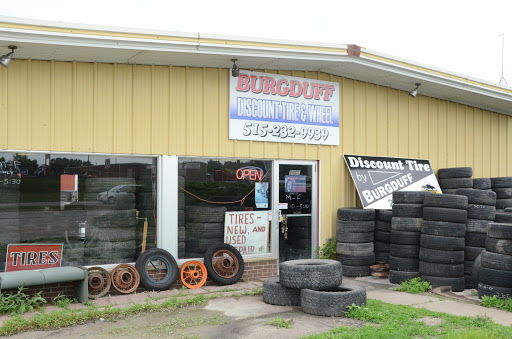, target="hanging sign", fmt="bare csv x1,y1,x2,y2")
224,211,269,255
6,244,63,272
343,154,442,209
229,70,340,145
